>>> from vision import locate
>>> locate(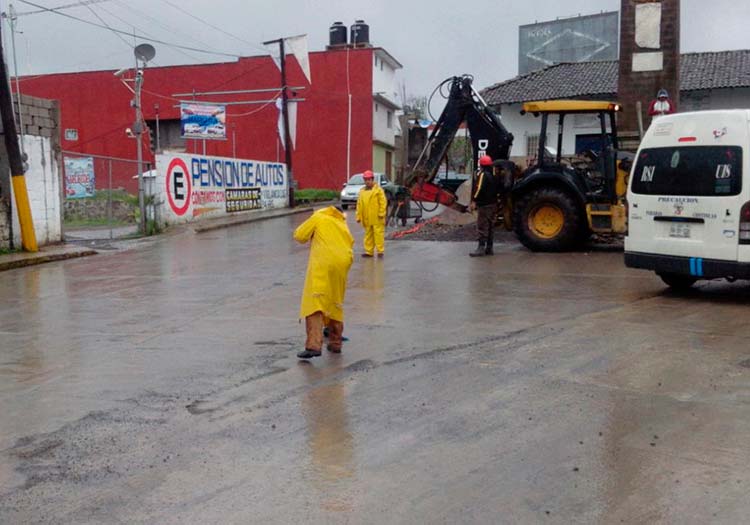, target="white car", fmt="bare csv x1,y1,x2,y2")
340,172,392,209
